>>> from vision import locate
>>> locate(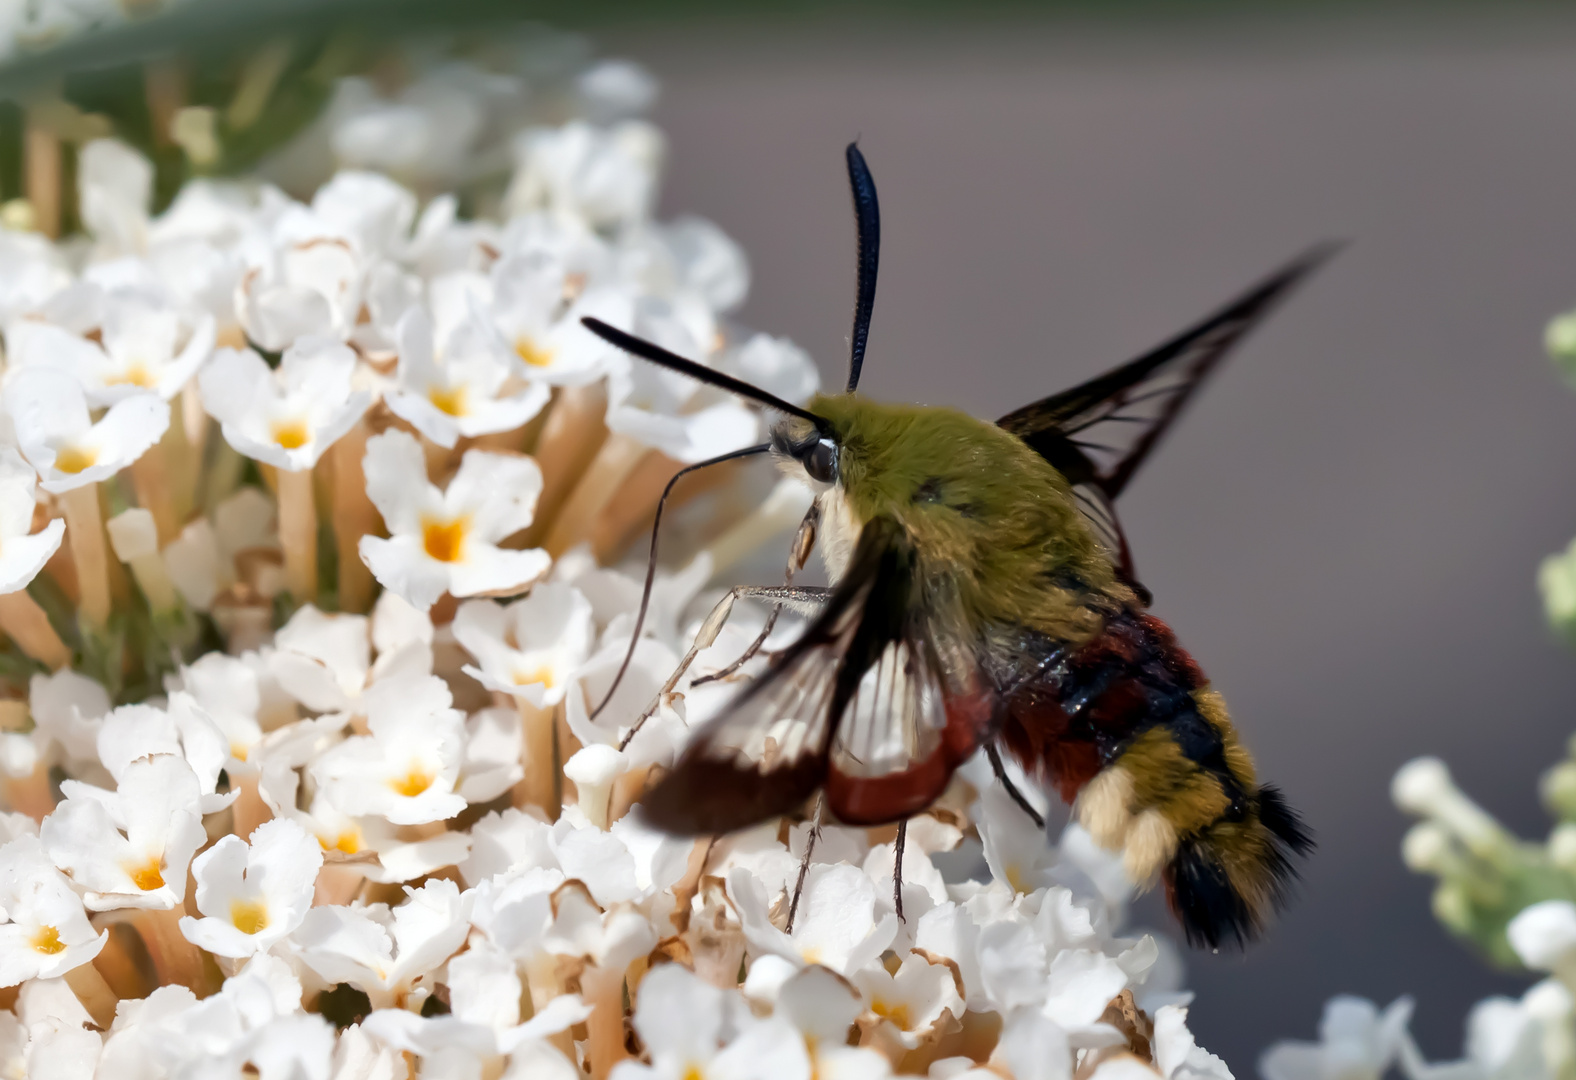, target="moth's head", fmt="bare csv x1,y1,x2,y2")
770,410,841,489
